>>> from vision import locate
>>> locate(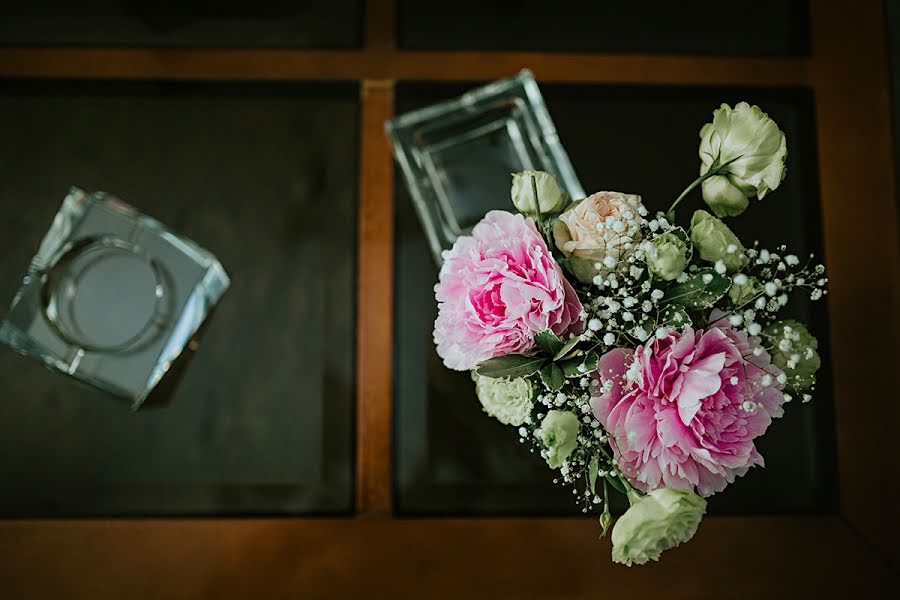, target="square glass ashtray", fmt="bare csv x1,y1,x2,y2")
0,187,230,408
387,69,585,263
